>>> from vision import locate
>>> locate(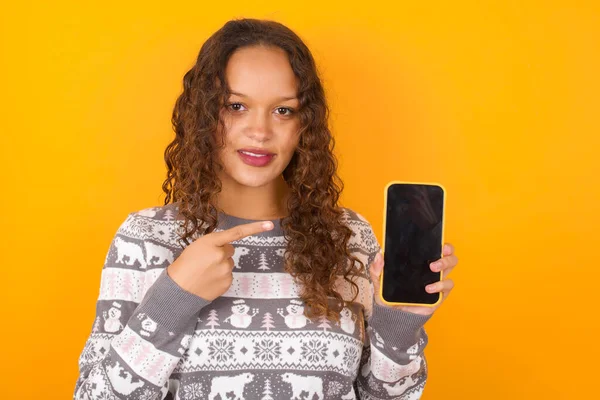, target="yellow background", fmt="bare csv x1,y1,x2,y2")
1,1,598,398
